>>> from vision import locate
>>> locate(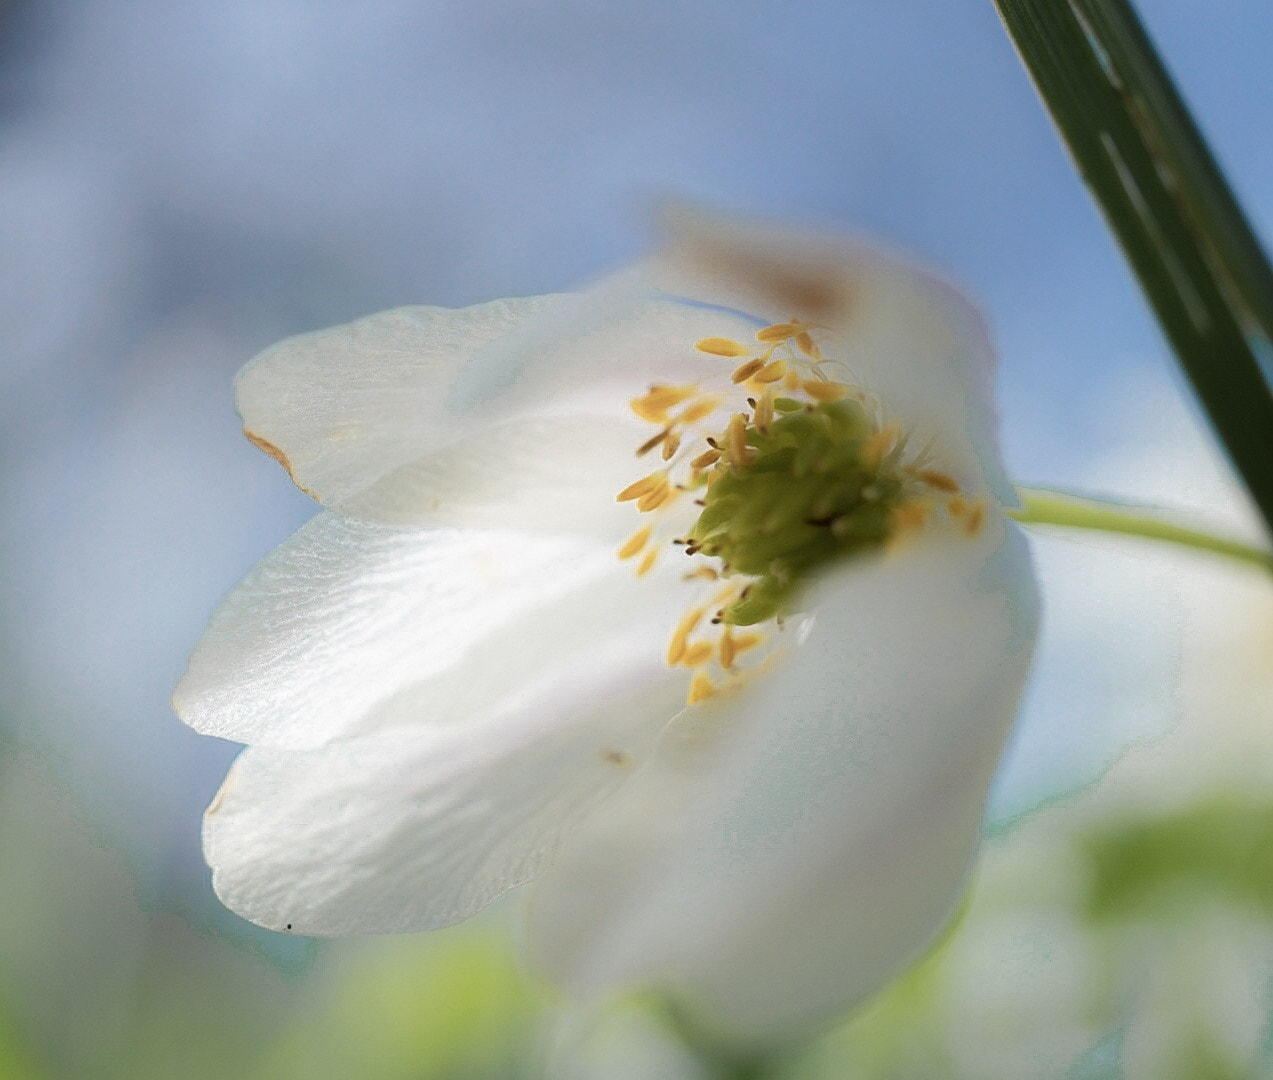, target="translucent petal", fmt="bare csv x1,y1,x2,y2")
638,208,1015,505
203,628,688,935
529,520,1039,1041
174,512,620,749
235,297,568,504
236,293,761,532
332,414,642,536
